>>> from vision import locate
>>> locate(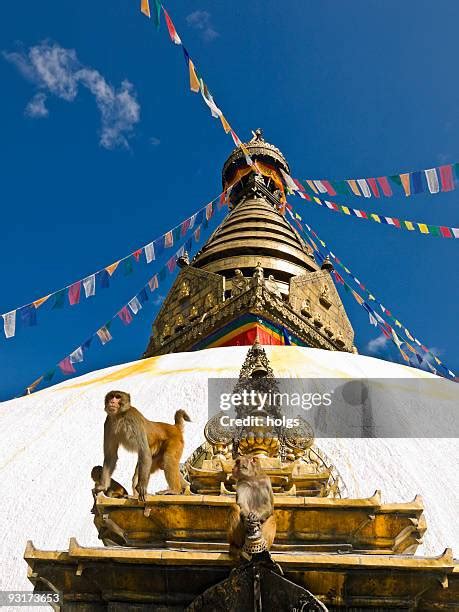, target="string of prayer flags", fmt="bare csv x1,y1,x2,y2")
300,162,459,200
1,196,223,339
164,9,182,44
286,205,456,380
295,193,459,239
24,203,227,393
